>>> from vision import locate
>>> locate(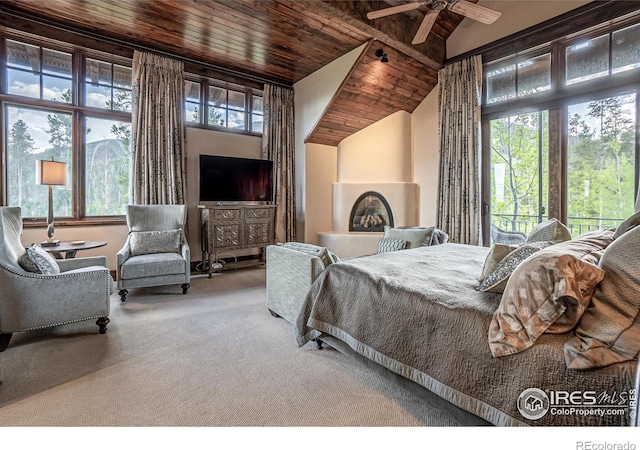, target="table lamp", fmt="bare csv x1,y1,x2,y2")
36,157,68,247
